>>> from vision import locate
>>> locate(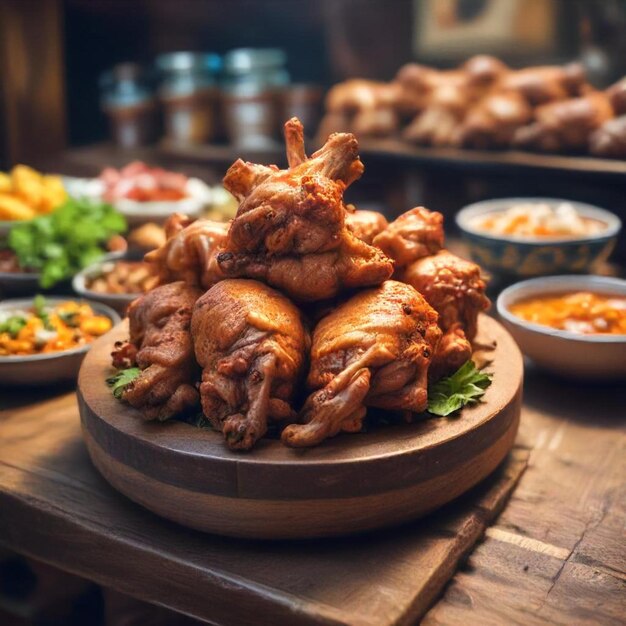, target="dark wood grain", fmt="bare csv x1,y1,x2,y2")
0,0,66,166
0,386,527,626
77,315,521,538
